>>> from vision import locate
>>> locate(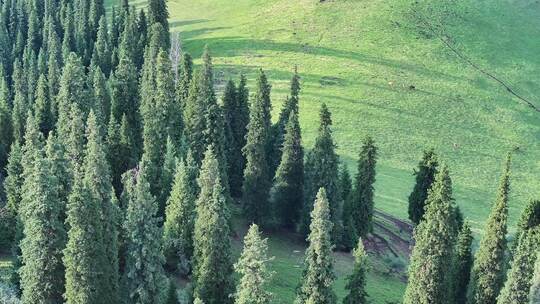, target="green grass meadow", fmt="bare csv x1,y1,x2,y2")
105,0,540,302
